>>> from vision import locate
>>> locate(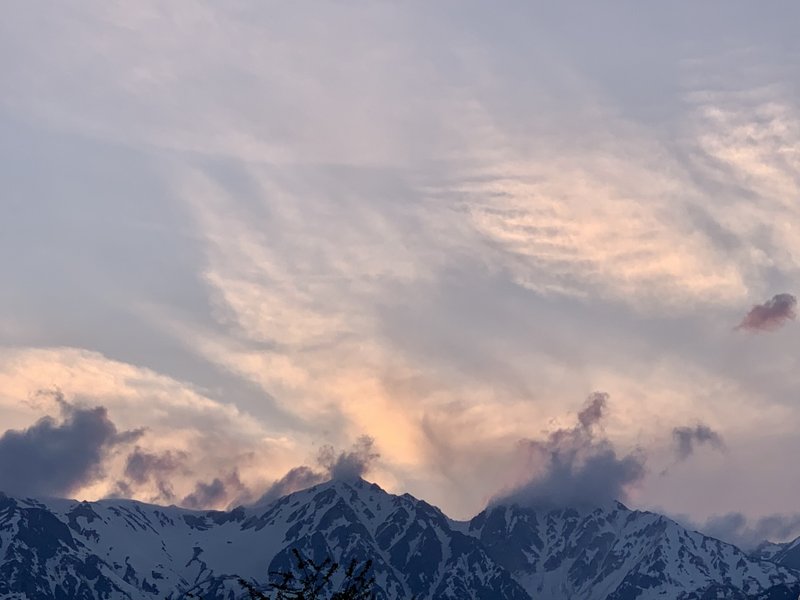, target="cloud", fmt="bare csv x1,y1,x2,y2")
0,391,141,498
253,466,328,506
182,471,249,510
182,479,226,509
0,347,302,505
736,293,797,332
692,512,800,550
121,447,189,502
125,447,186,483
672,424,725,461
152,33,800,523
491,393,645,510
319,435,380,482
122,448,271,509
4,1,800,527
577,392,607,429
250,436,381,506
